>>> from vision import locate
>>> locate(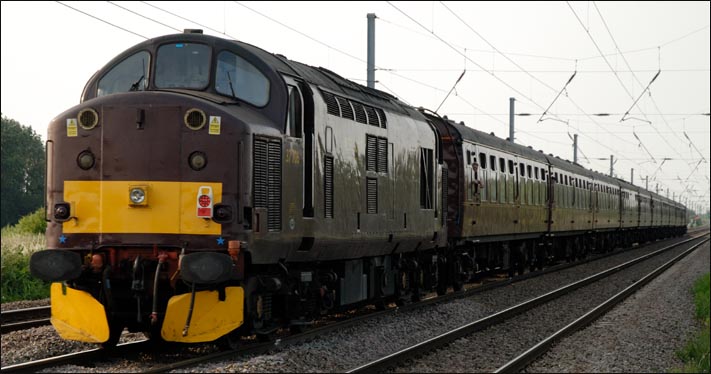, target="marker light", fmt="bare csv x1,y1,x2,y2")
78,108,99,130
